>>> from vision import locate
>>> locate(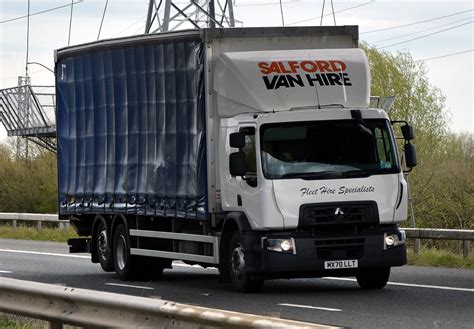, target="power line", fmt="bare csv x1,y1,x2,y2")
68,0,74,46
287,1,374,26
113,15,147,37
377,20,473,49
373,17,472,44
319,0,325,26
361,8,473,34
233,1,299,7
330,0,336,26
97,0,110,40
25,0,31,78
415,49,473,63
27,62,54,74
0,69,44,80
279,0,285,26
0,0,84,24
